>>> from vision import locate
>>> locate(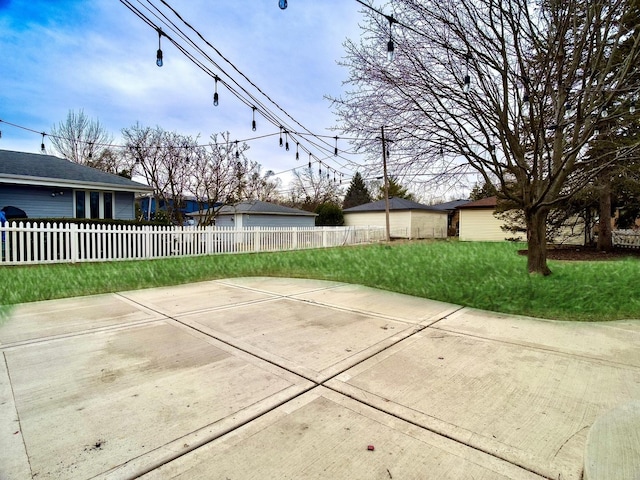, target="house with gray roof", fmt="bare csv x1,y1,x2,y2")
343,197,449,239
189,200,317,227
0,149,153,220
